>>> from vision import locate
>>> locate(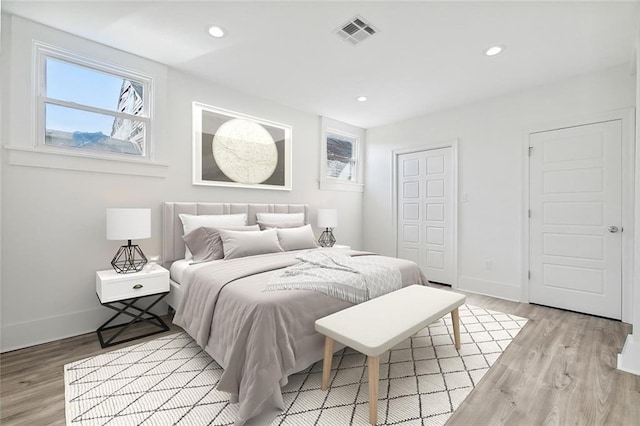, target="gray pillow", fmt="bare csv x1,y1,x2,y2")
218,228,284,260
182,225,259,263
179,213,248,259
277,224,319,251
